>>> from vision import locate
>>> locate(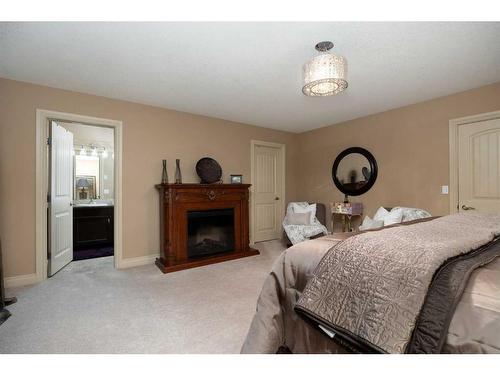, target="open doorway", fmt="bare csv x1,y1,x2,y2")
62,123,115,261
48,121,115,276
36,110,123,283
